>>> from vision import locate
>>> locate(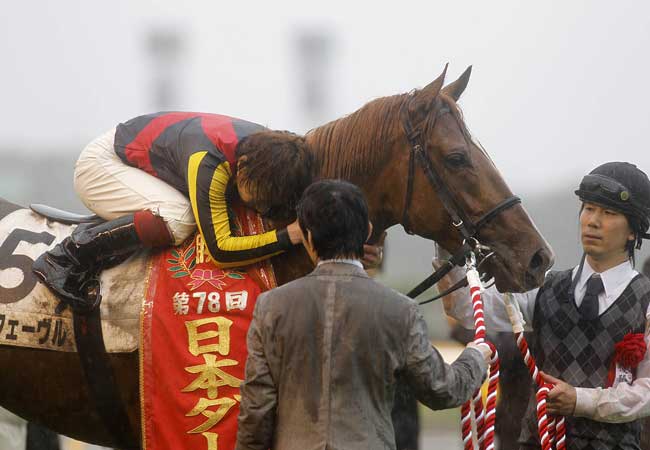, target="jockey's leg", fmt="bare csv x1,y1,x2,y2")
72,128,196,243
33,210,172,312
